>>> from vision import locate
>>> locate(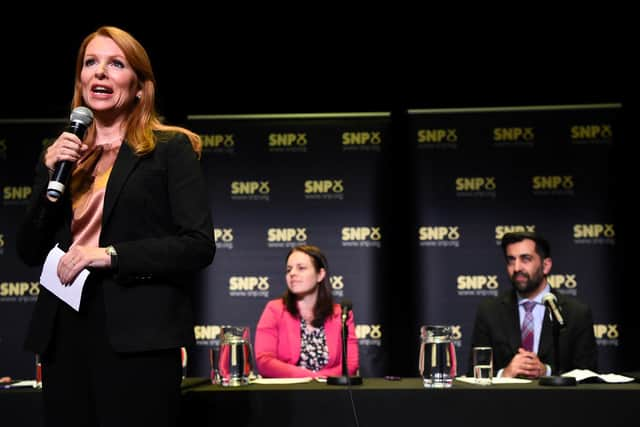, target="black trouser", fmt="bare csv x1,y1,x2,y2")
41,281,182,427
